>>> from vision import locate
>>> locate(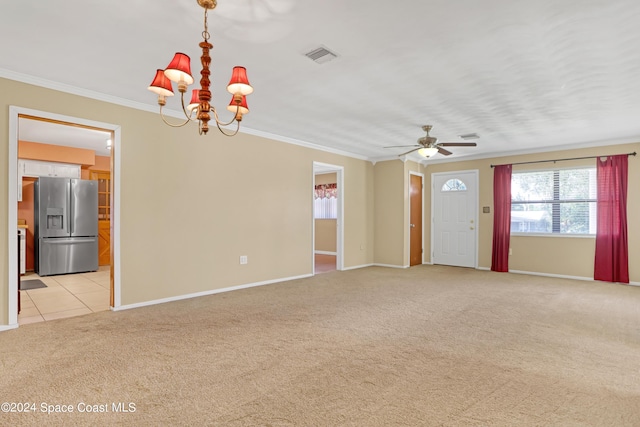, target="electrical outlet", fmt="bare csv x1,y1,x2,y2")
508,248,512,256
240,255,248,265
